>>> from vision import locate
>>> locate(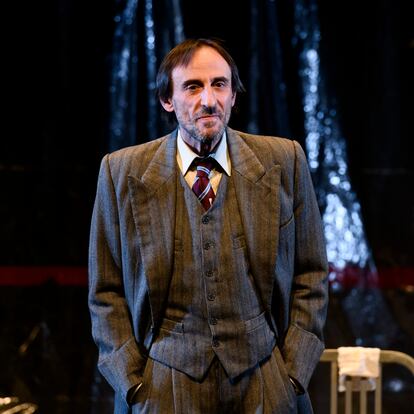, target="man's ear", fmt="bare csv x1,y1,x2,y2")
160,98,174,113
